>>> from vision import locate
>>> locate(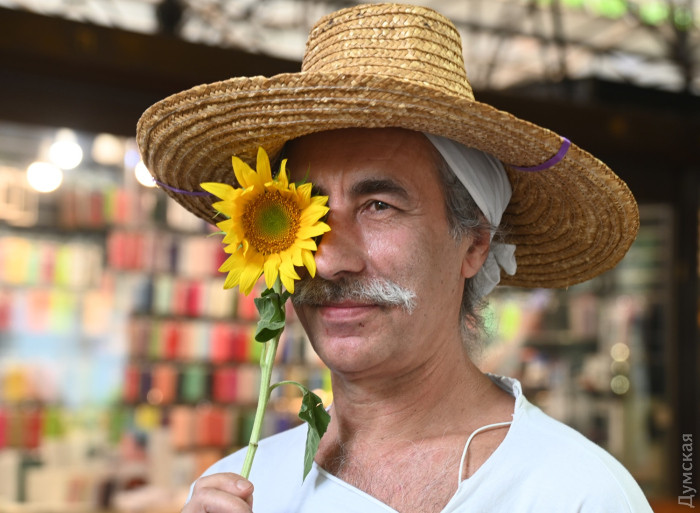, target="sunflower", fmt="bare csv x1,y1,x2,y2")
201,147,330,295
